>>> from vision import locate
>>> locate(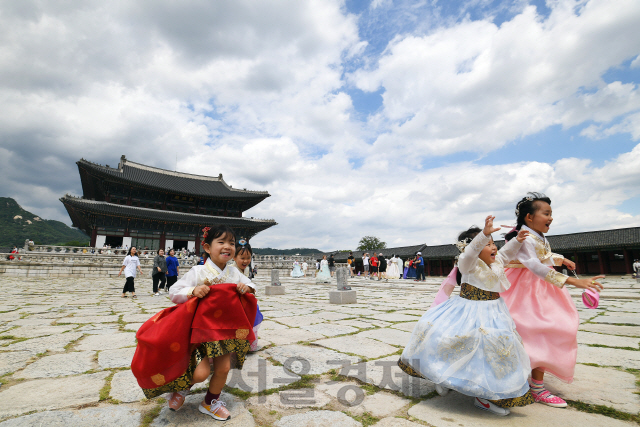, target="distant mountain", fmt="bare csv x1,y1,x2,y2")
0,197,89,247
252,247,323,256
